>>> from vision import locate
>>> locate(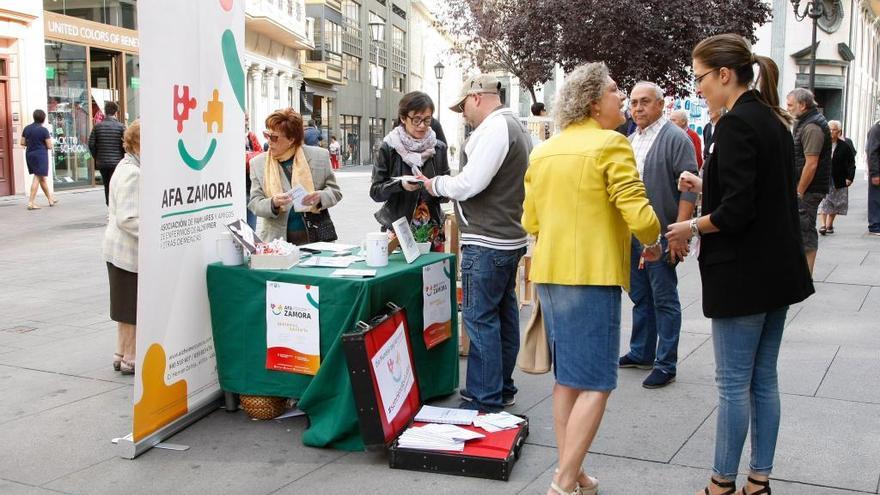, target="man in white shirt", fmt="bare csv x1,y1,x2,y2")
424,74,532,412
